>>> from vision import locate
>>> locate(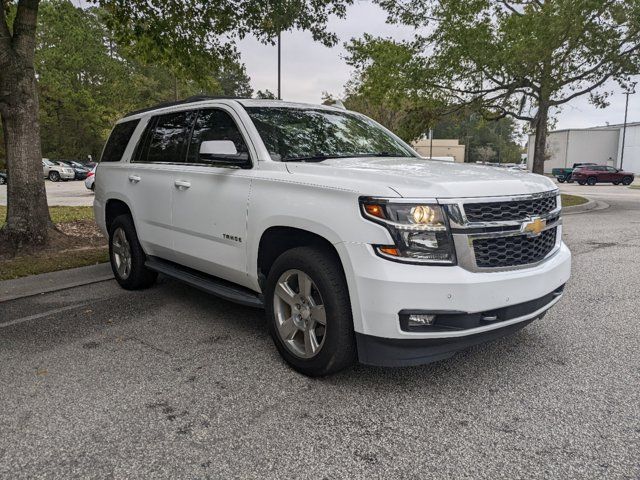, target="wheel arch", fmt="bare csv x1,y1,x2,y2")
105,198,133,233
256,226,346,291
